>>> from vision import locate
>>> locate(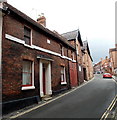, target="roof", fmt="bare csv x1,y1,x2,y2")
83,40,93,61
62,30,78,40
109,48,117,52
61,29,83,46
1,2,75,51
